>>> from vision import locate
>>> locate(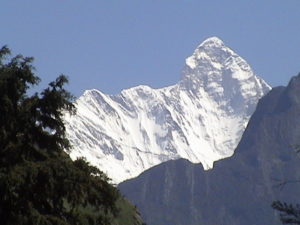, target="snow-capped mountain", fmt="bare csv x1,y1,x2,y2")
64,37,271,183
